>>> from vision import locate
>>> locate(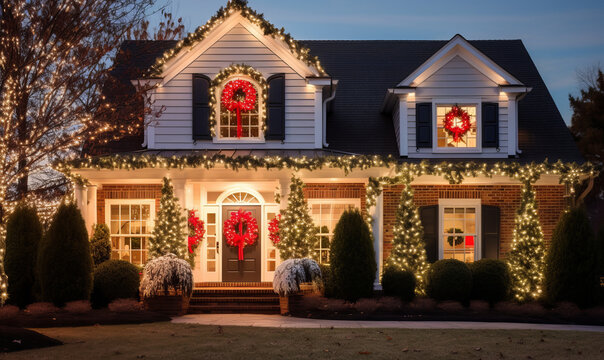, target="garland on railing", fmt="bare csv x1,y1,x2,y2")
148,0,326,77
